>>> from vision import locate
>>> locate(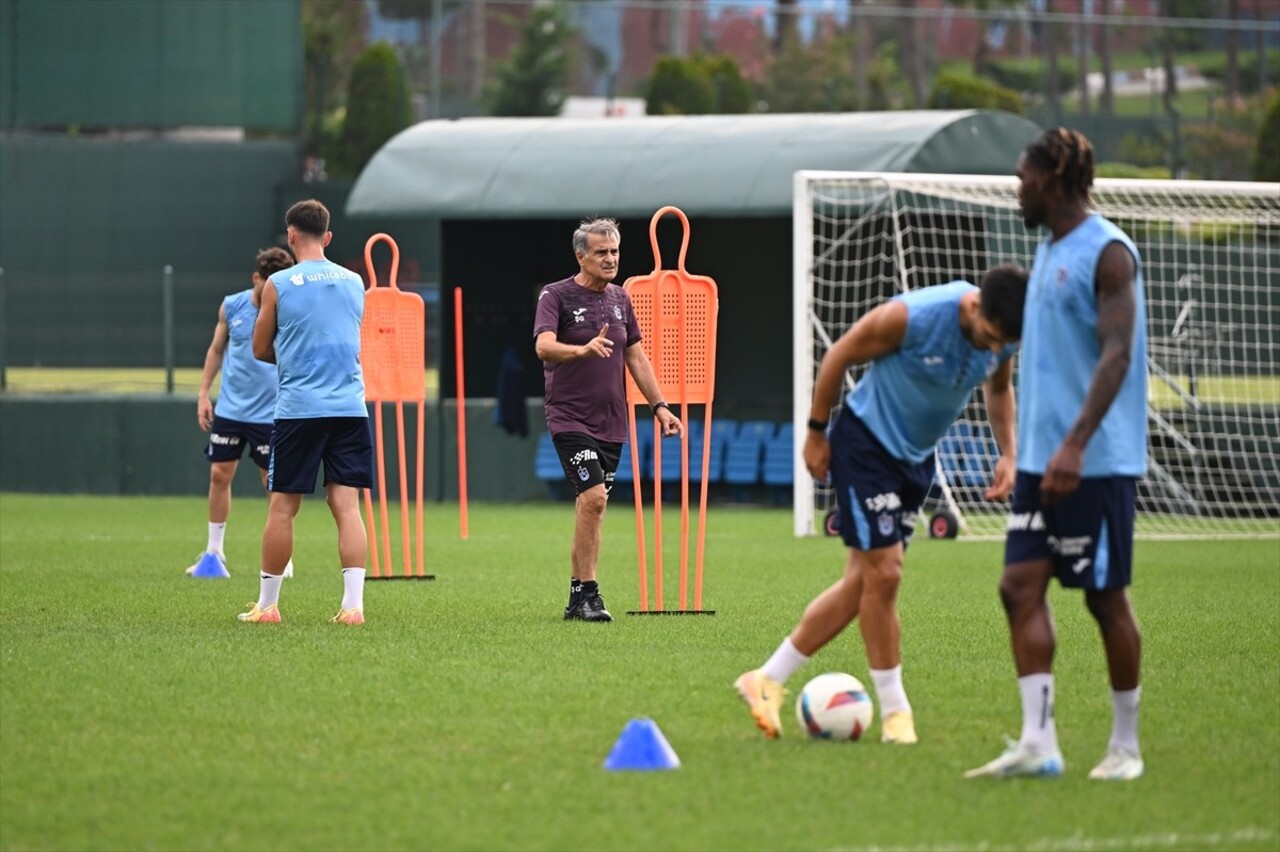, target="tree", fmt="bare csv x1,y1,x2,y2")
1097,0,1116,115
1253,89,1280,182
763,33,870,113
1158,0,1213,117
775,0,800,53
898,0,926,107
849,0,871,108
646,56,714,115
645,54,752,115
484,4,573,117
302,0,368,160
335,42,412,177
1225,0,1240,102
